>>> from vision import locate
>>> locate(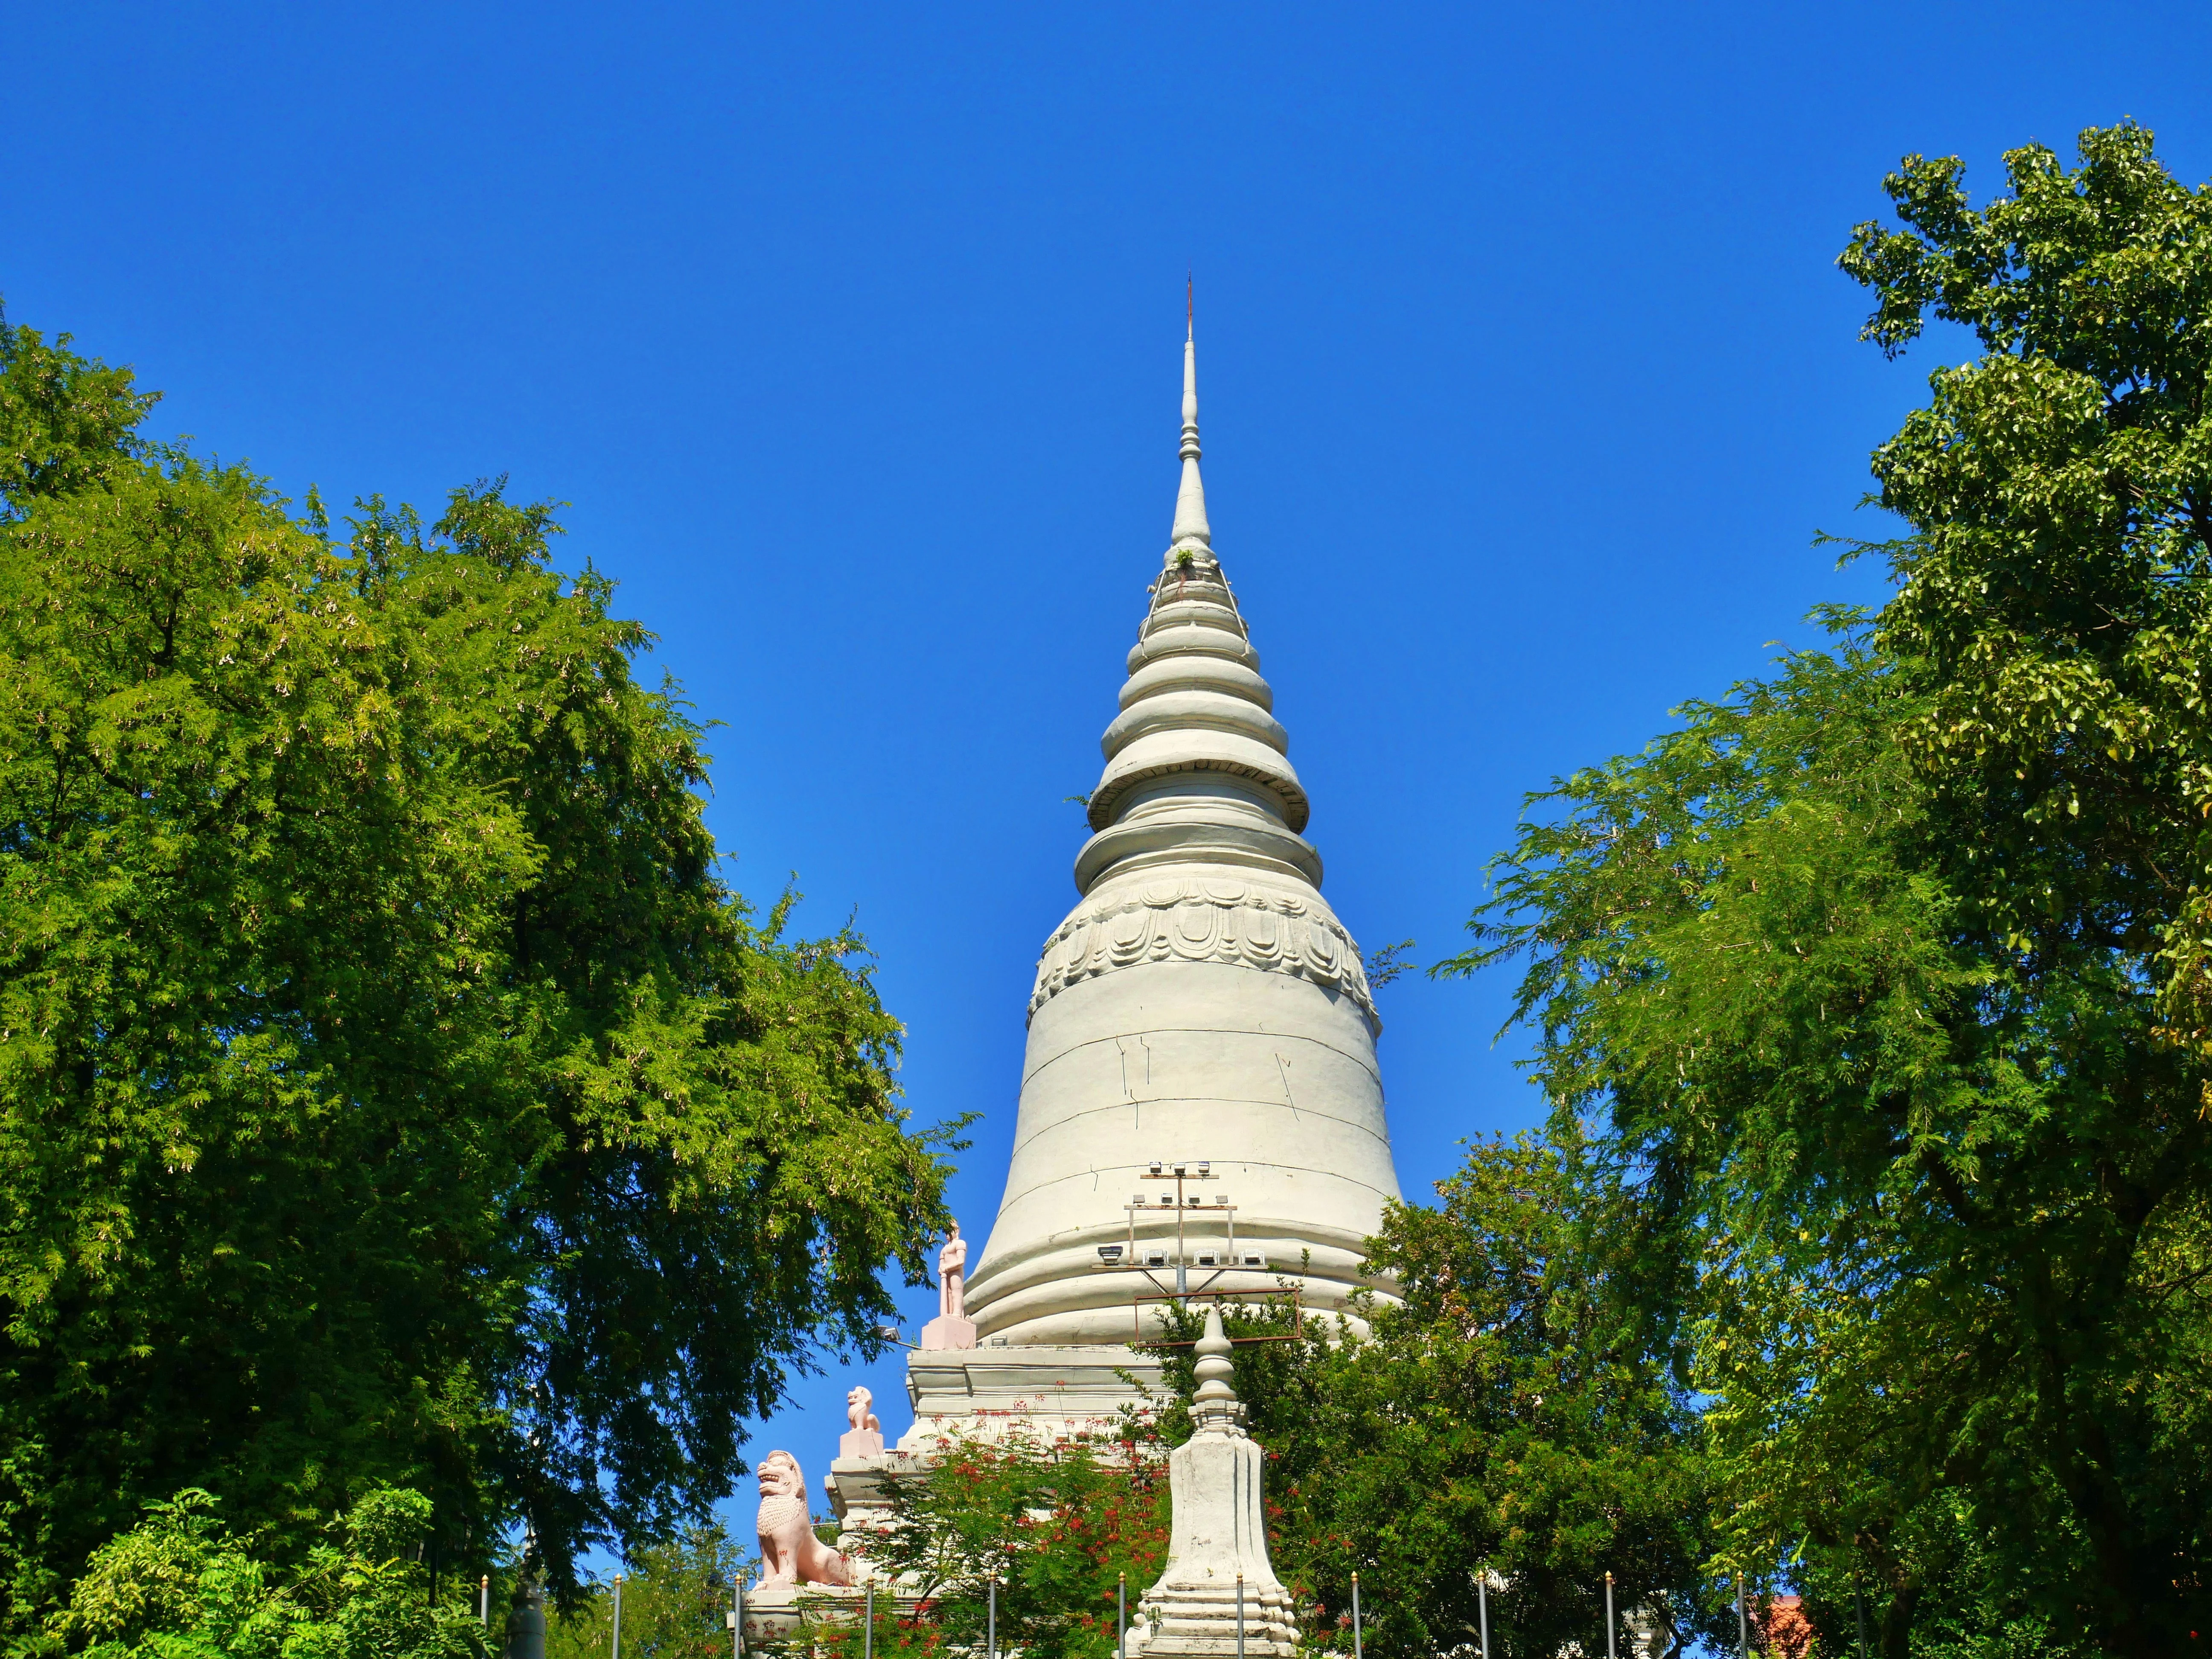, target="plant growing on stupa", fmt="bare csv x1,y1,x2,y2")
1445,122,2212,1656
0,306,960,1641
